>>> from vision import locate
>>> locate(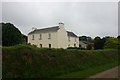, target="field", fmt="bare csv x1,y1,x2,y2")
2,44,119,78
